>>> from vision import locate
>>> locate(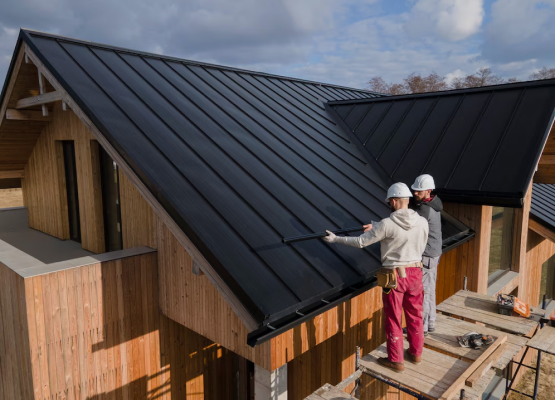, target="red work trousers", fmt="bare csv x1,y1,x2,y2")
382,267,424,363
